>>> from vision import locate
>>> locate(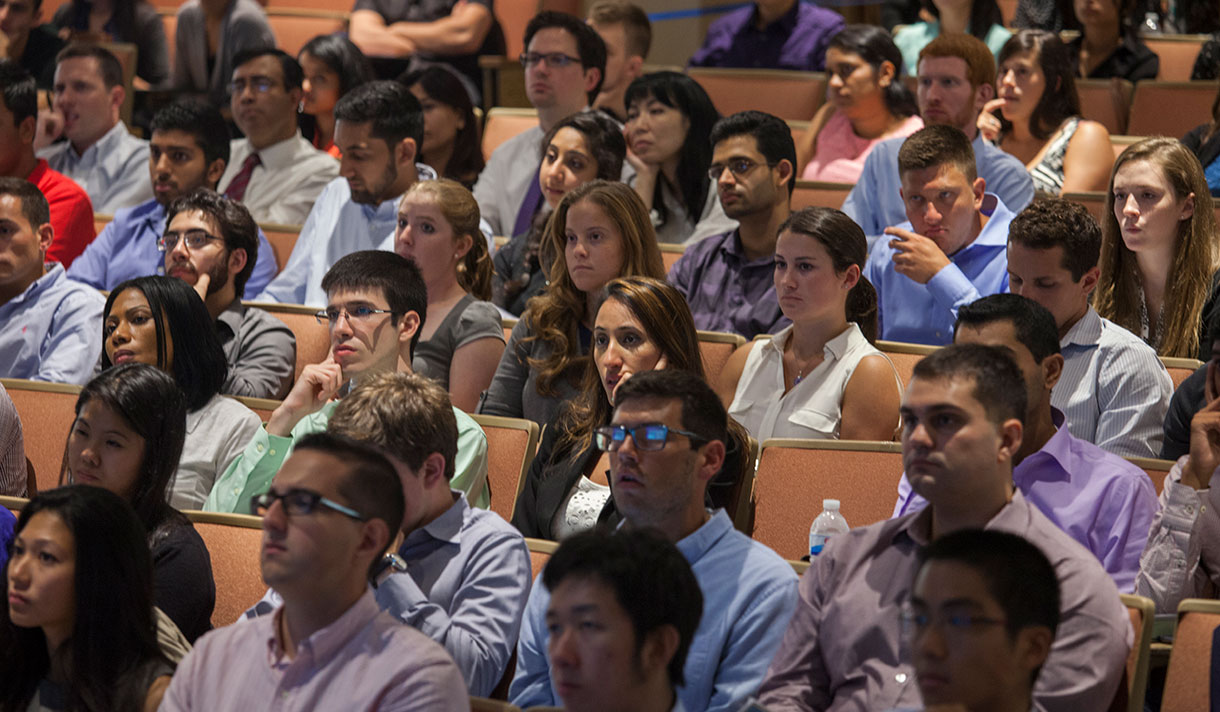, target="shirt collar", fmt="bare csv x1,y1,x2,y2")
360,163,437,221
70,120,127,162
716,229,774,267
762,323,855,361
268,587,381,666
1013,408,1073,484
403,490,468,548
251,131,306,170
674,509,733,564
8,263,65,308
749,0,800,32
216,298,245,334
1061,306,1102,348
969,193,1013,247
897,490,1033,548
